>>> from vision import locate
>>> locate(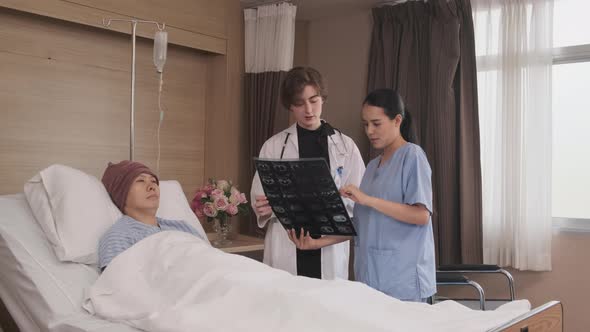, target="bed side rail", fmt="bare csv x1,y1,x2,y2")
487,301,563,332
